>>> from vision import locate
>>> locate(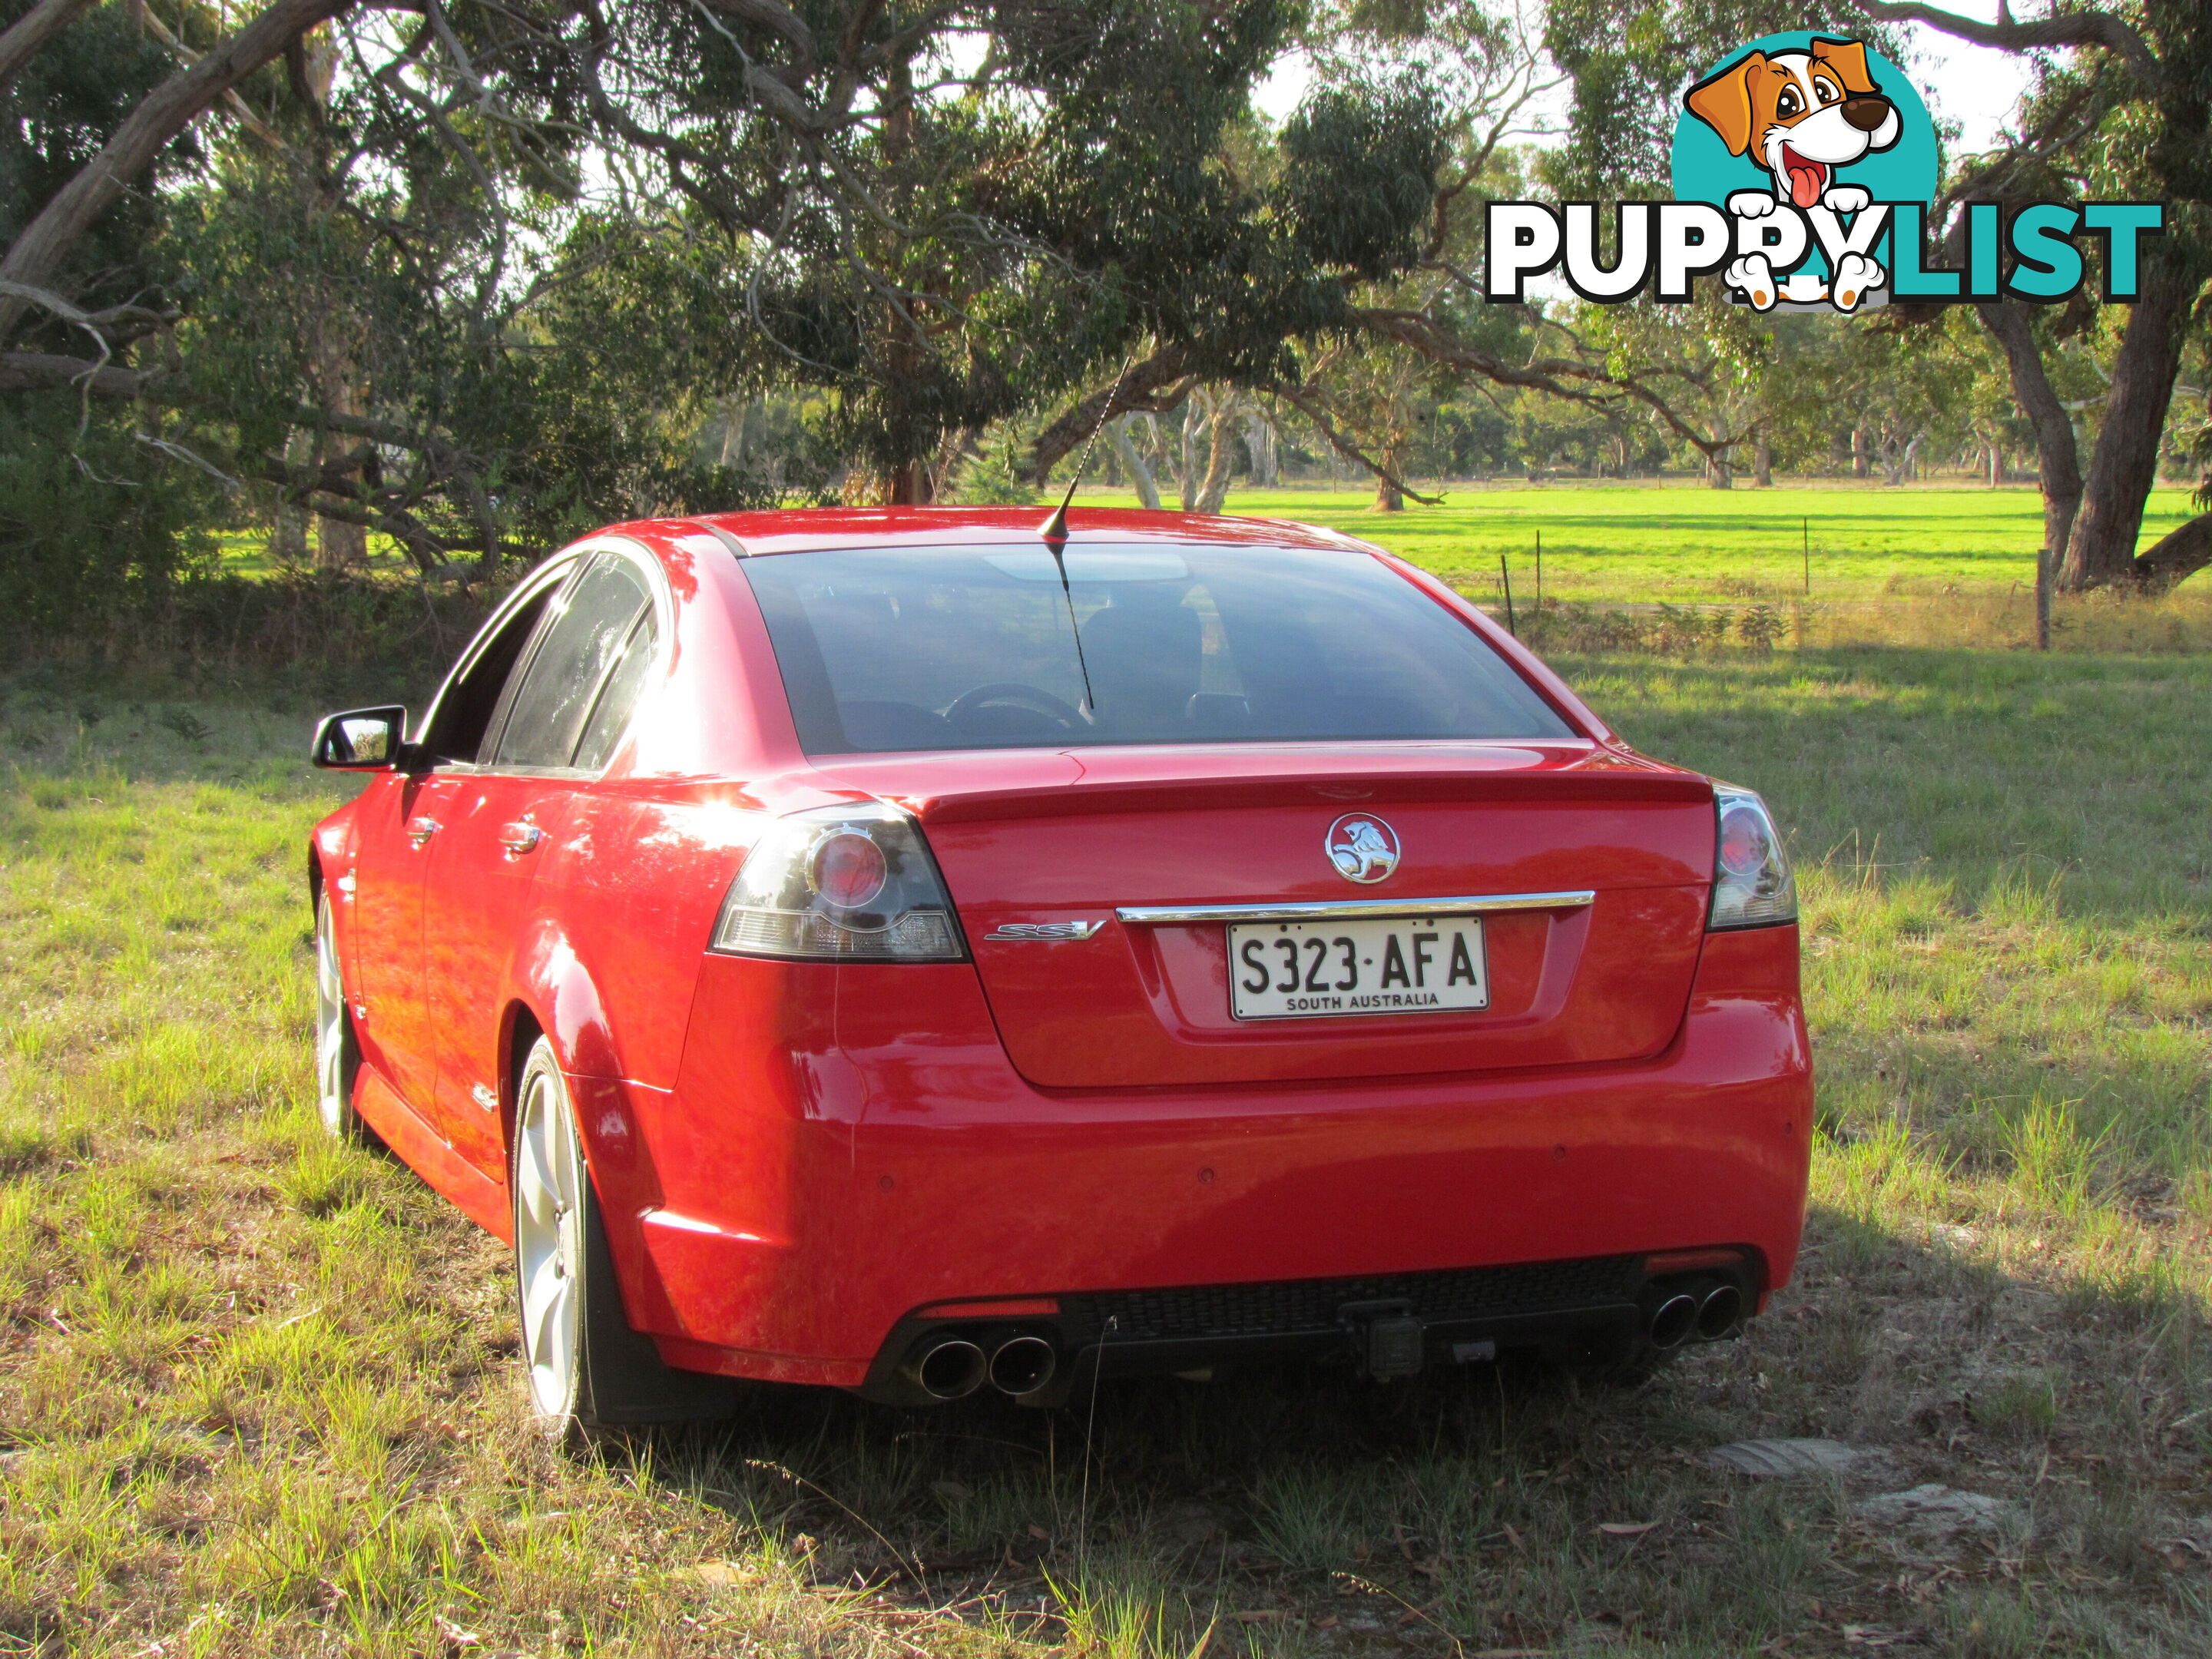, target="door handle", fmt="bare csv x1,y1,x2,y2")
406,817,441,847
498,820,543,857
